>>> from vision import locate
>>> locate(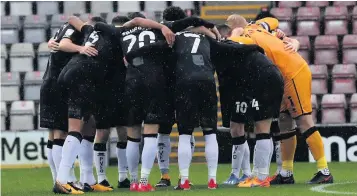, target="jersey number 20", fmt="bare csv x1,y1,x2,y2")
123,31,156,53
